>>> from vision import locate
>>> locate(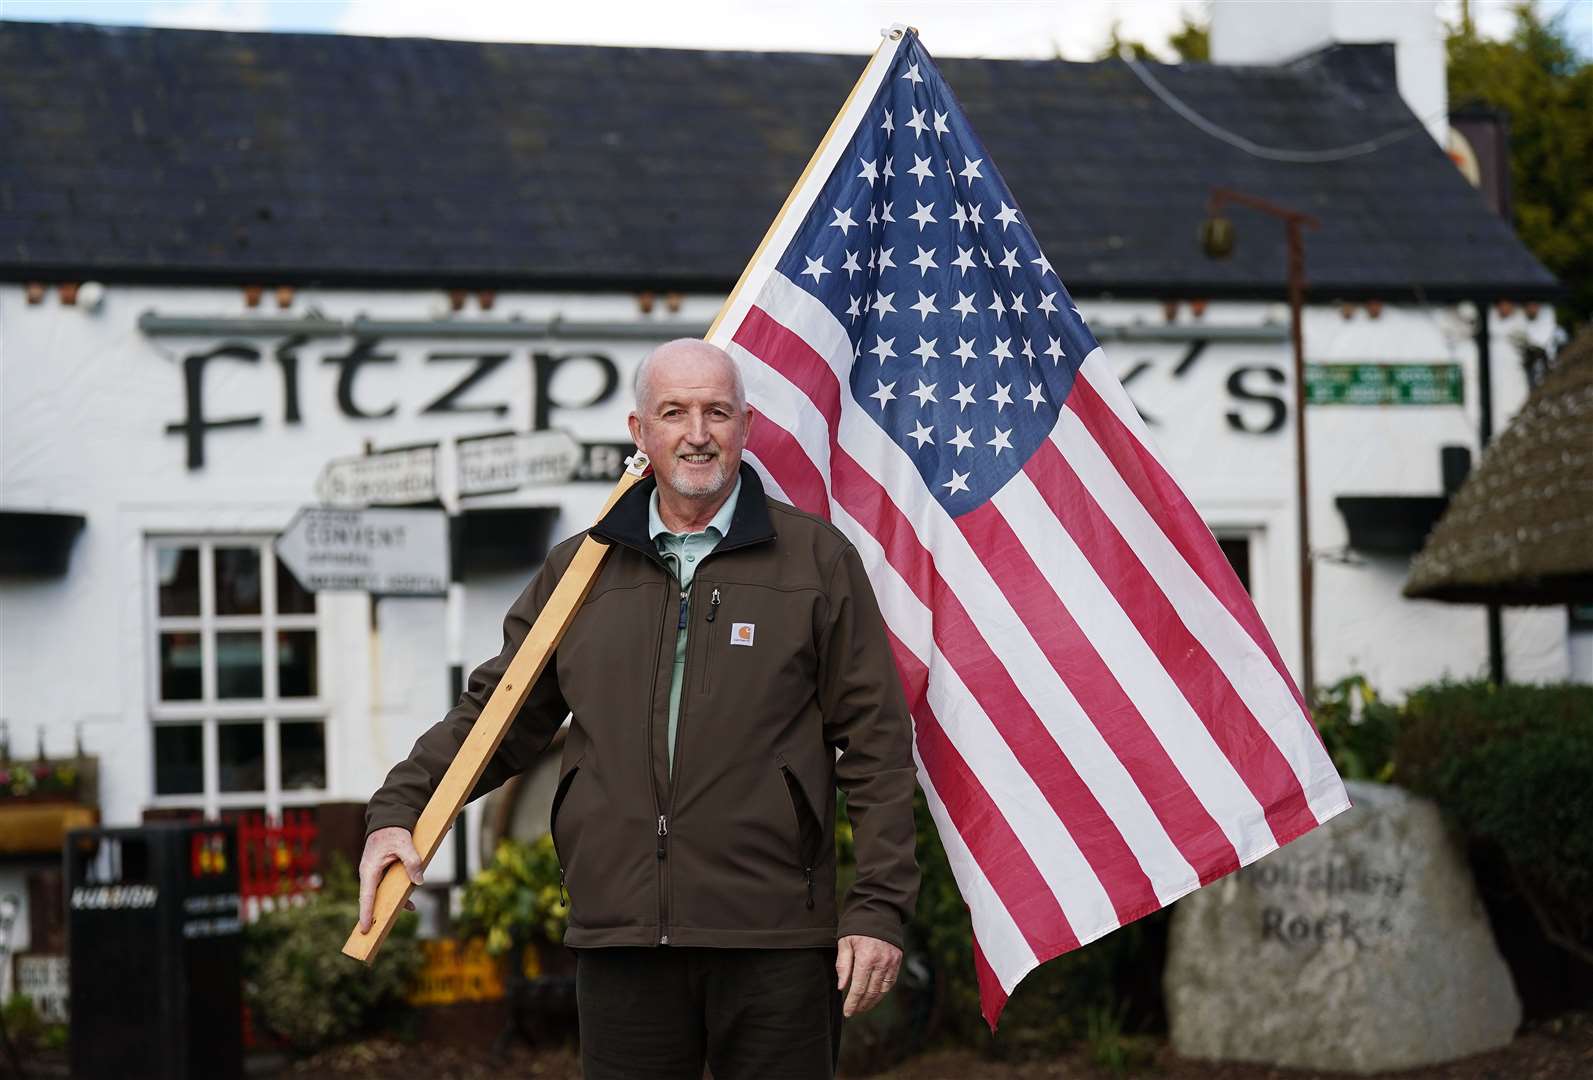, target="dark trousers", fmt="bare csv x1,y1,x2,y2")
574,946,843,1080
